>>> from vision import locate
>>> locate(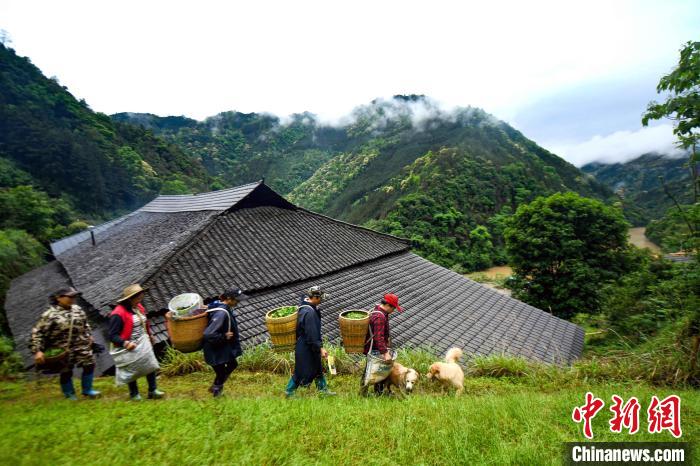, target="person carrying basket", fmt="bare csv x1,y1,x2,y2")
30,287,101,400
360,293,403,397
202,288,247,397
